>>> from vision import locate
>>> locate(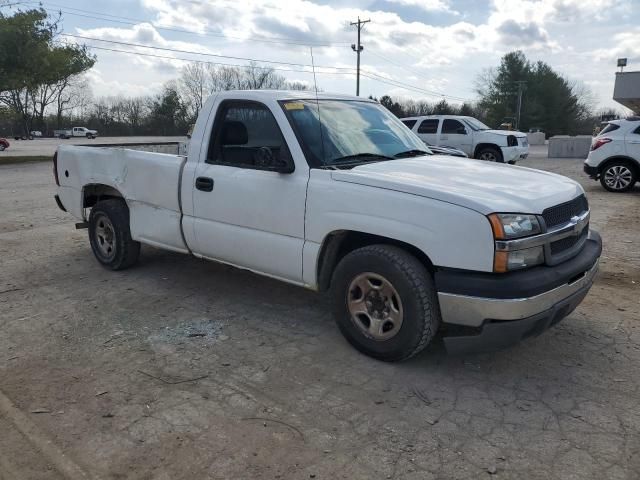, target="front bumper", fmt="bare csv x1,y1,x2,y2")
501,146,529,162
435,231,601,353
